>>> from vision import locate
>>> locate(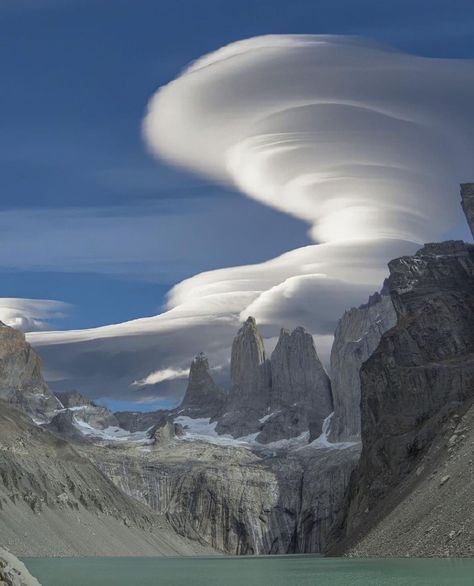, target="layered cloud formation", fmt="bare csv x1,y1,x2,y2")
26,35,474,404
0,298,71,332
